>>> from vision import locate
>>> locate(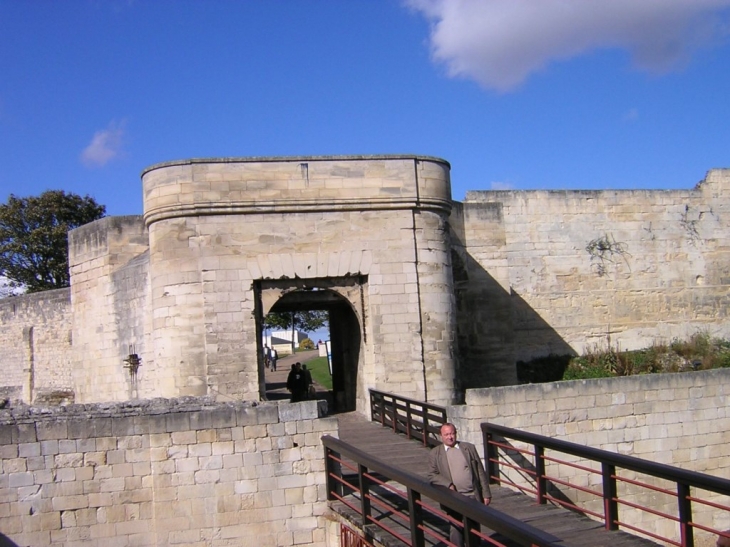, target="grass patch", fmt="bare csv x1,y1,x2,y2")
304,356,332,390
